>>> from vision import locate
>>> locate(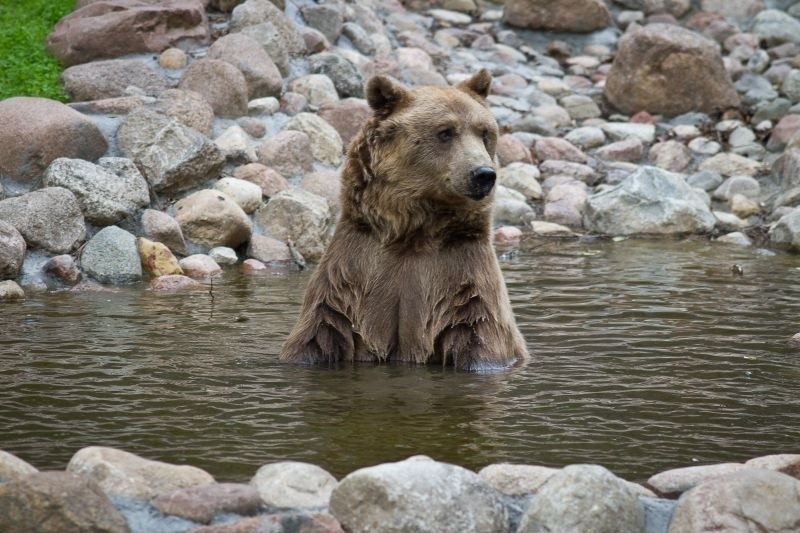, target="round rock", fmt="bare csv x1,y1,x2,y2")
0,187,86,254
0,221,25,280
179,59,249,118
80,226,143,284
174,189,253,249
250,461,337,508
255,189,331,261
